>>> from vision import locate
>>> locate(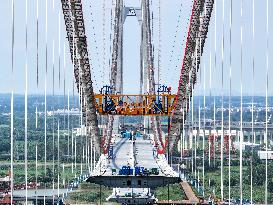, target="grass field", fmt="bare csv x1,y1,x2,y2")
202,165,273,203
0,160,85,187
